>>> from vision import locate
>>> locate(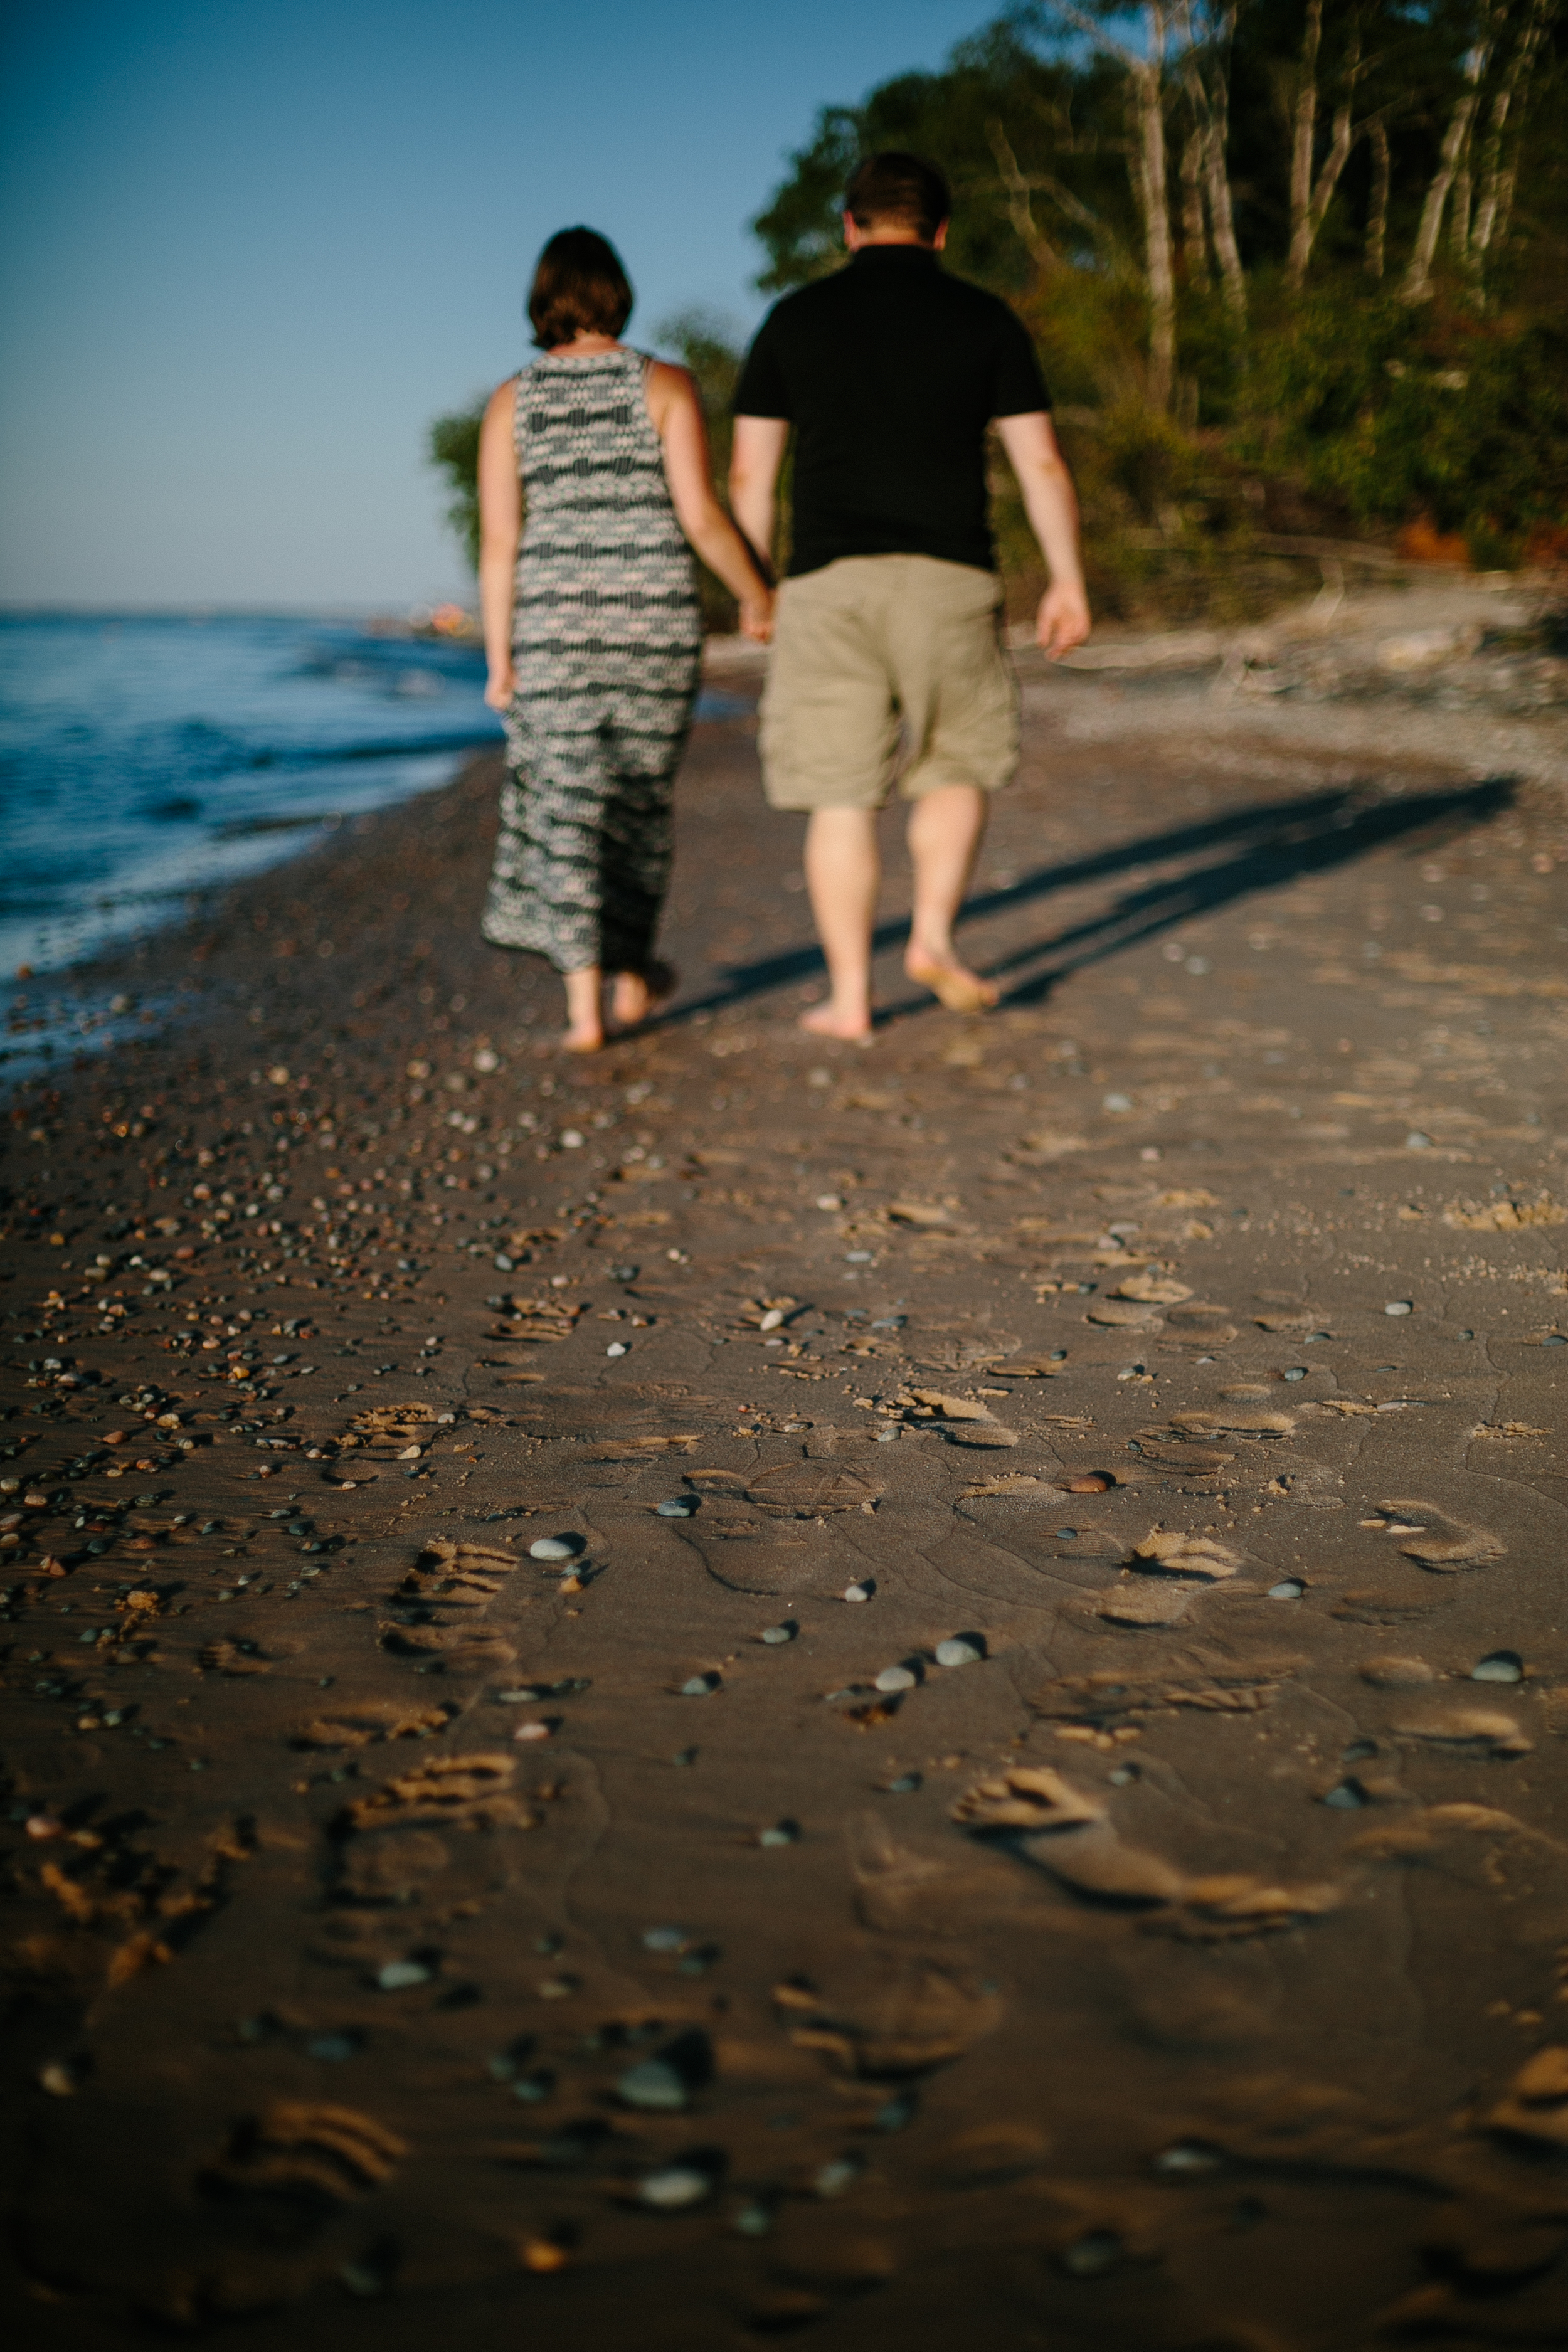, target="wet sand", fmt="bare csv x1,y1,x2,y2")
5,599,1568,2349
